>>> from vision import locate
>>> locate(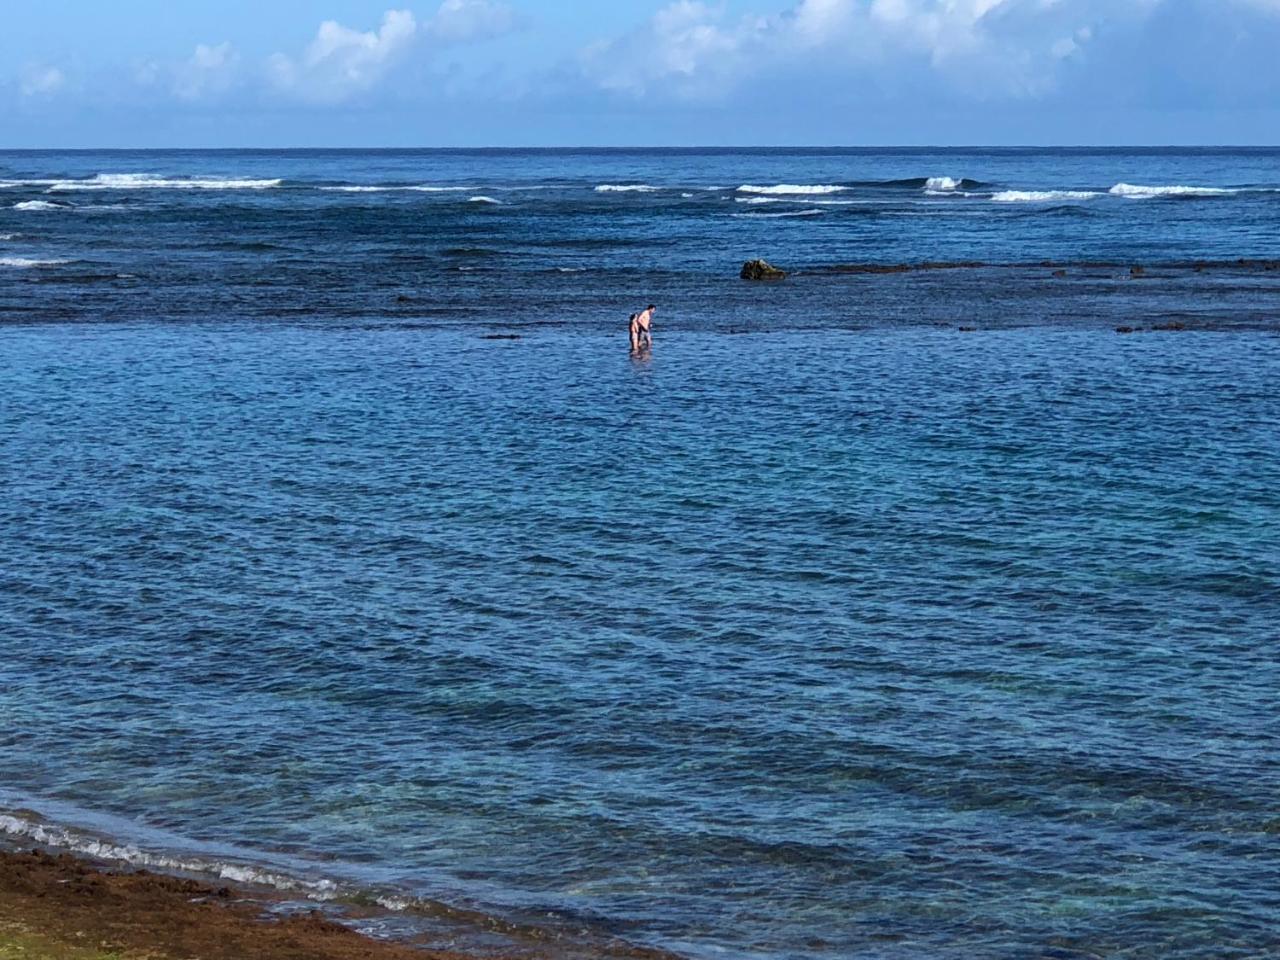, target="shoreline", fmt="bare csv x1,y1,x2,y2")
0,847,469,960
0,805,686,960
